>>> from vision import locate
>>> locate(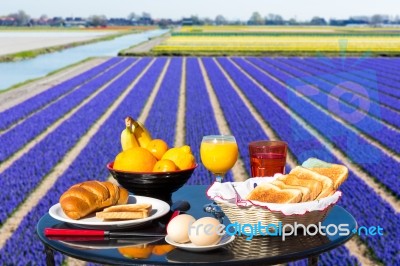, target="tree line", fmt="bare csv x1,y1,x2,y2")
1,10,399,27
